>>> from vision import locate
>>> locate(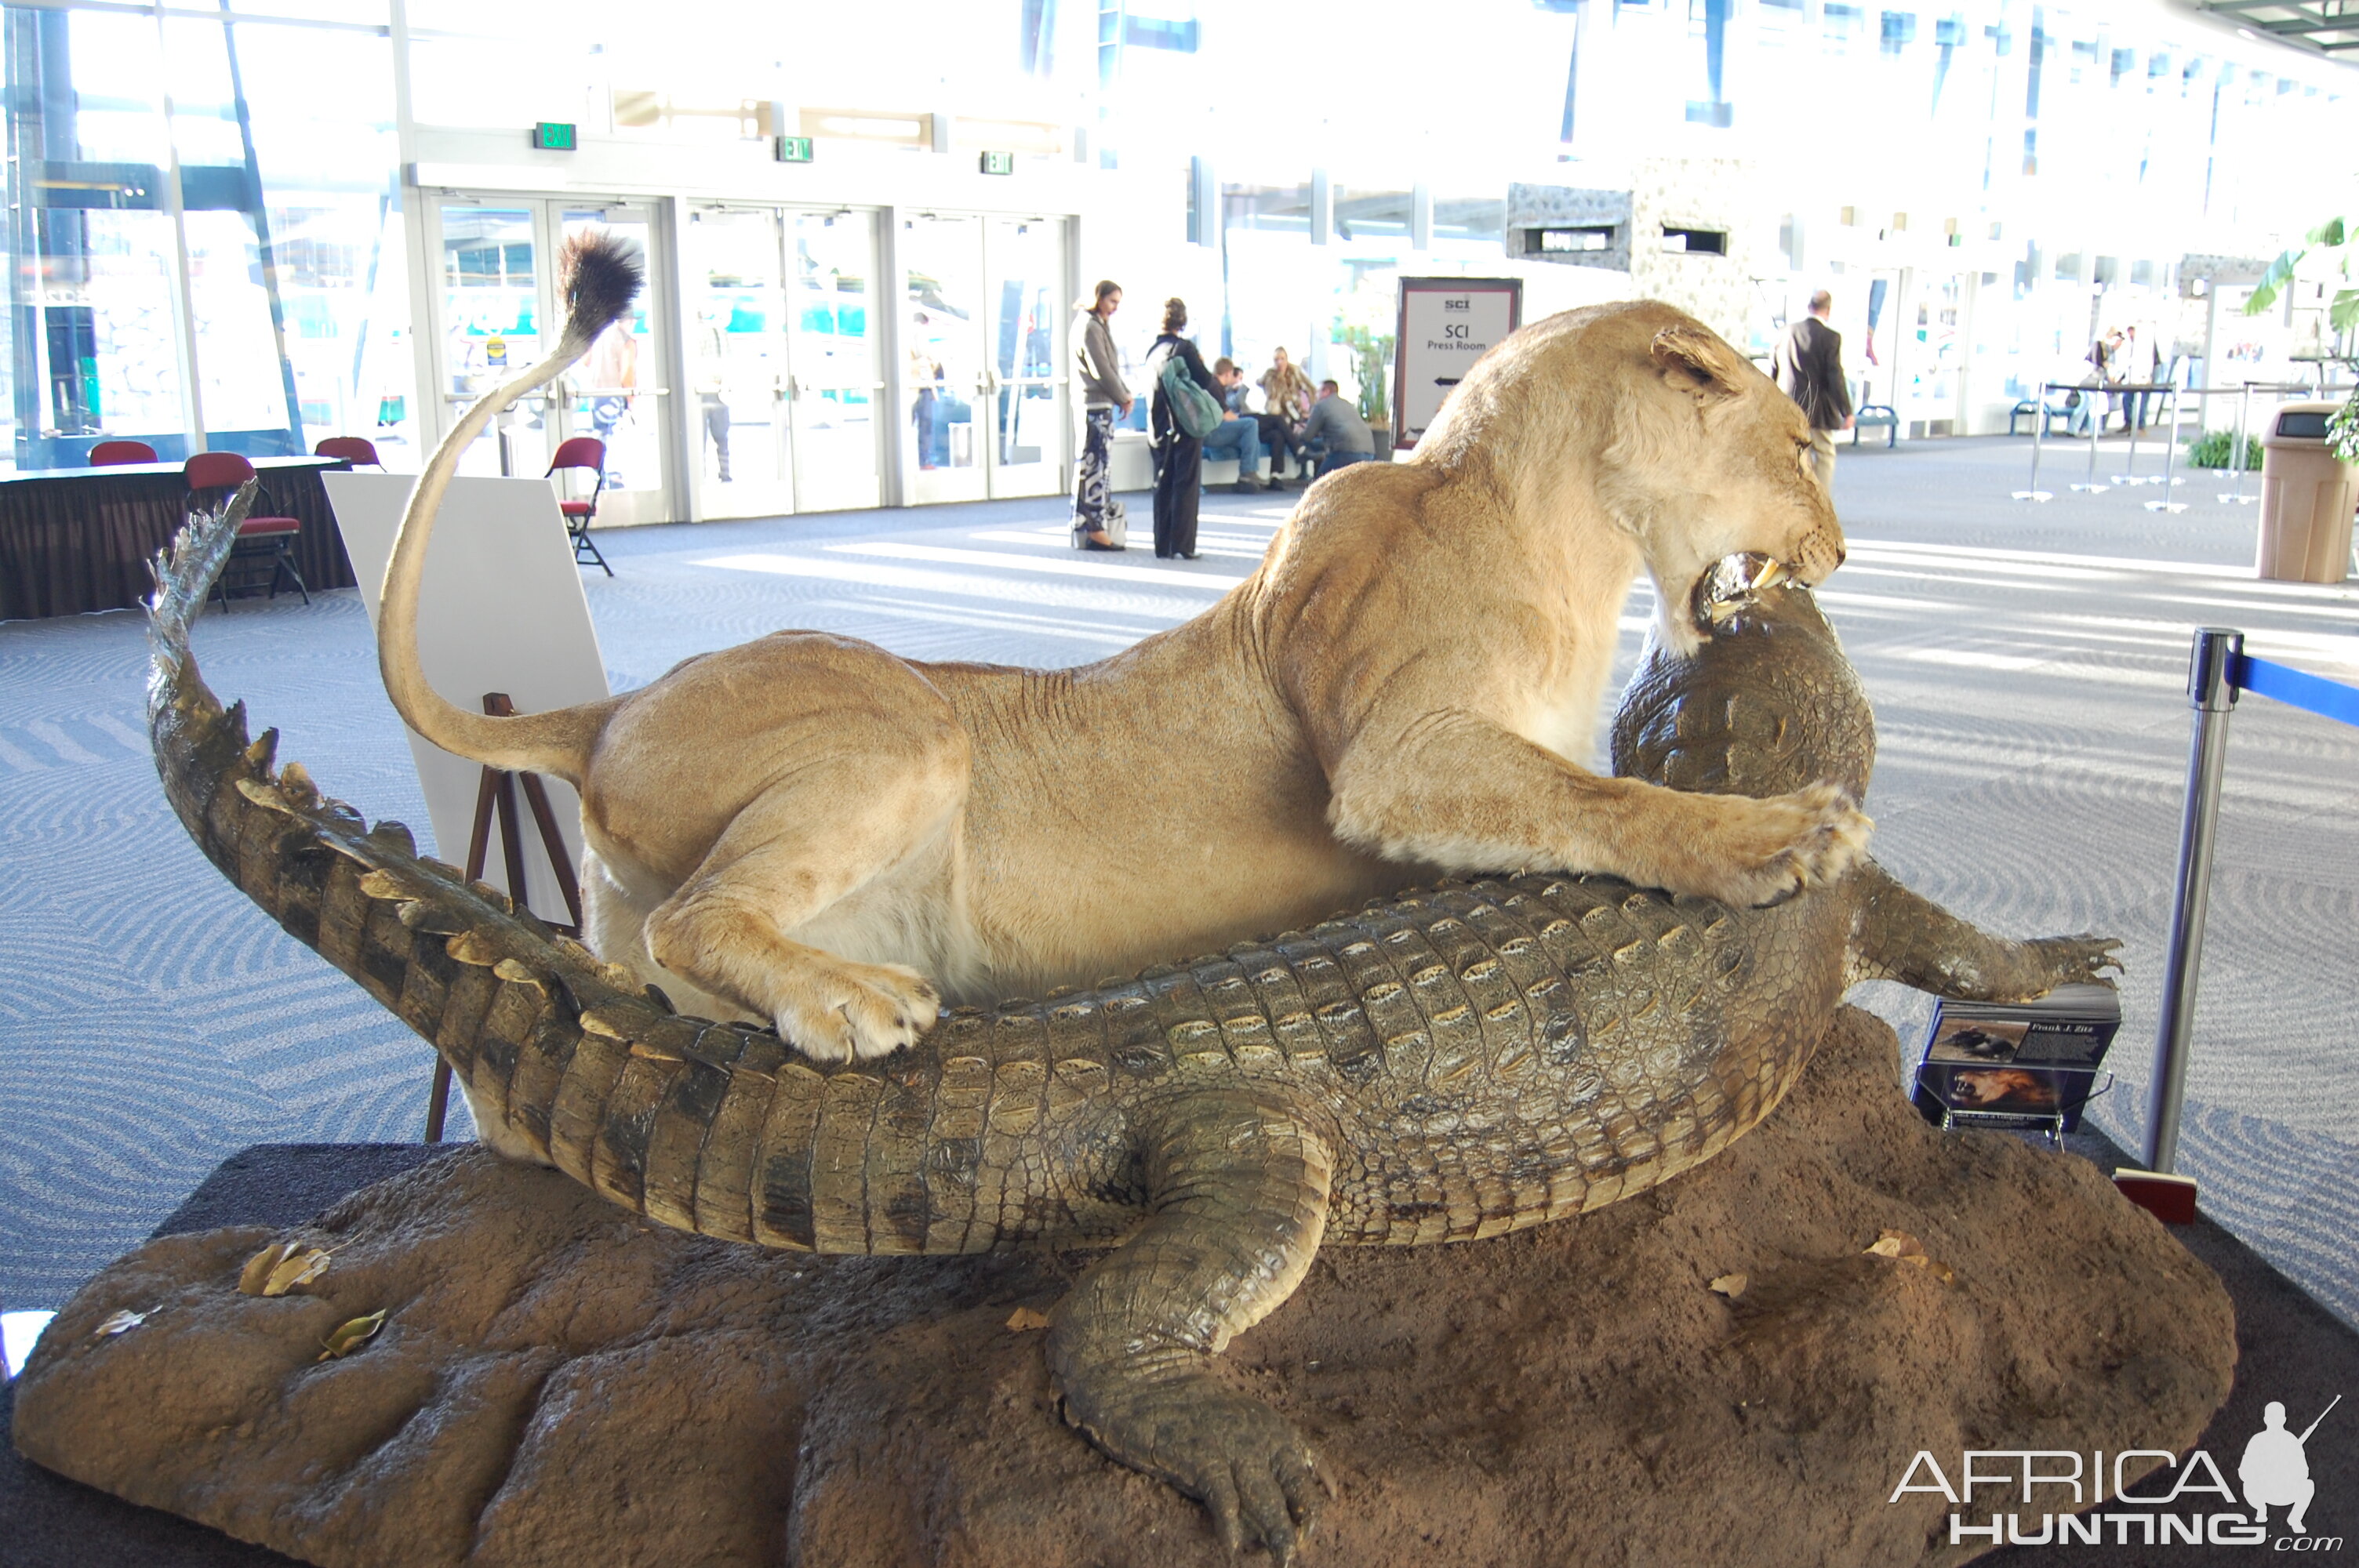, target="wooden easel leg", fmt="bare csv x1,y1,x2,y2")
427,690,588,1142
423,1060,453,1144
516,771,586,930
